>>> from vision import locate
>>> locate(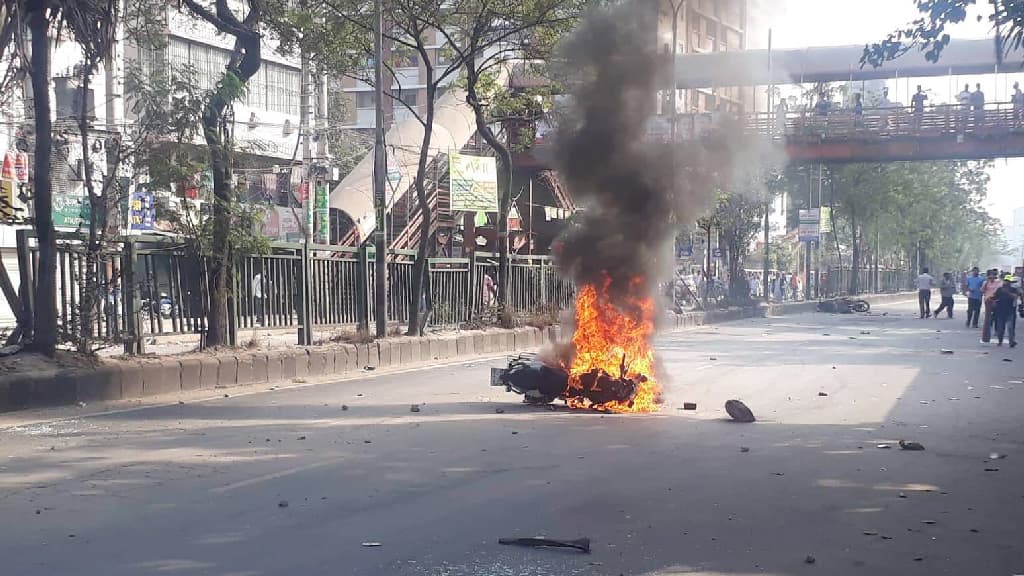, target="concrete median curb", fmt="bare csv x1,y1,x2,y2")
0,326,554,414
